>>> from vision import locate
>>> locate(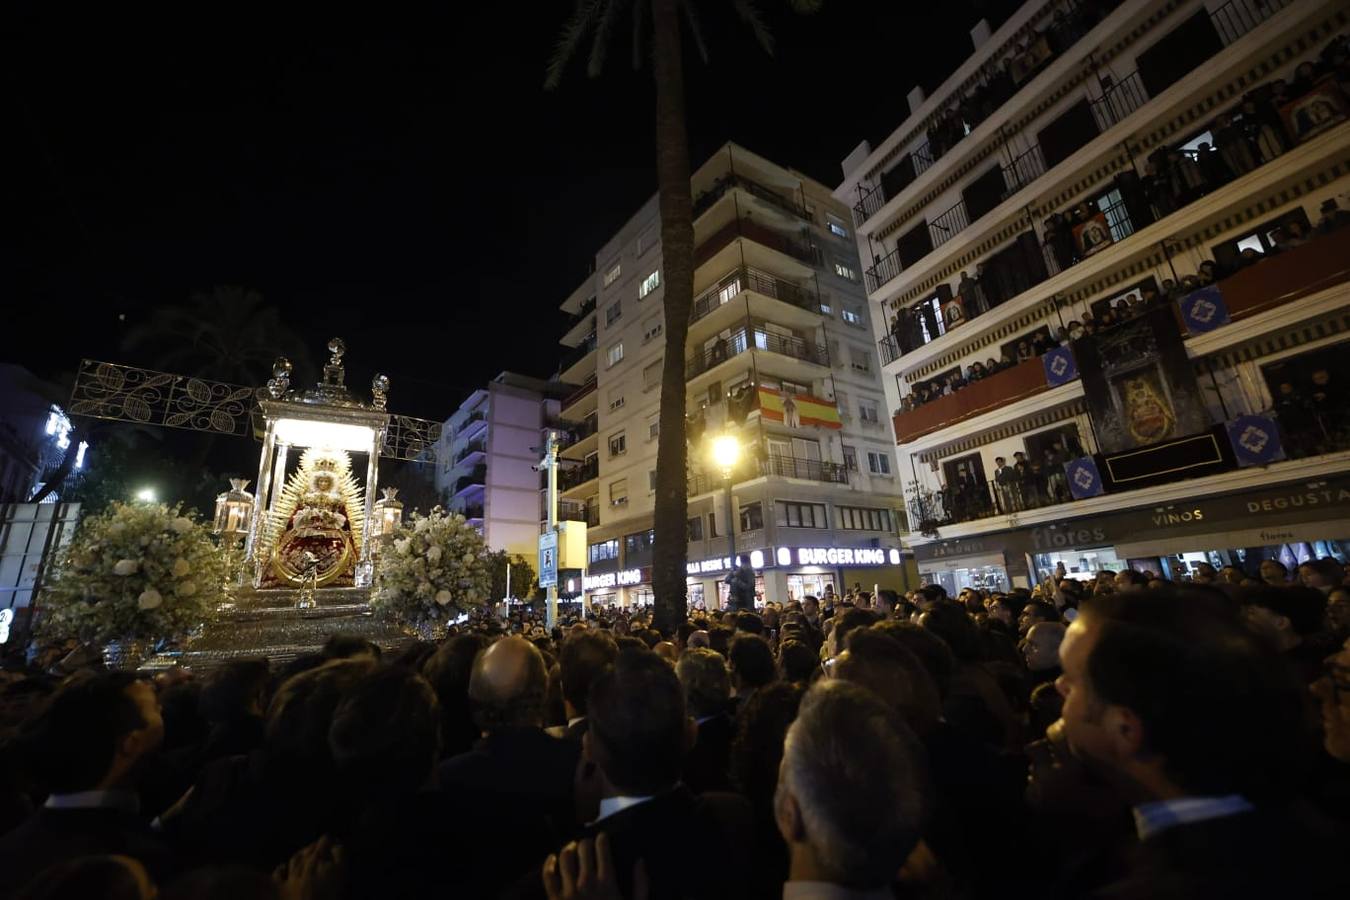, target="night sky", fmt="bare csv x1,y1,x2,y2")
10,0,1015,429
